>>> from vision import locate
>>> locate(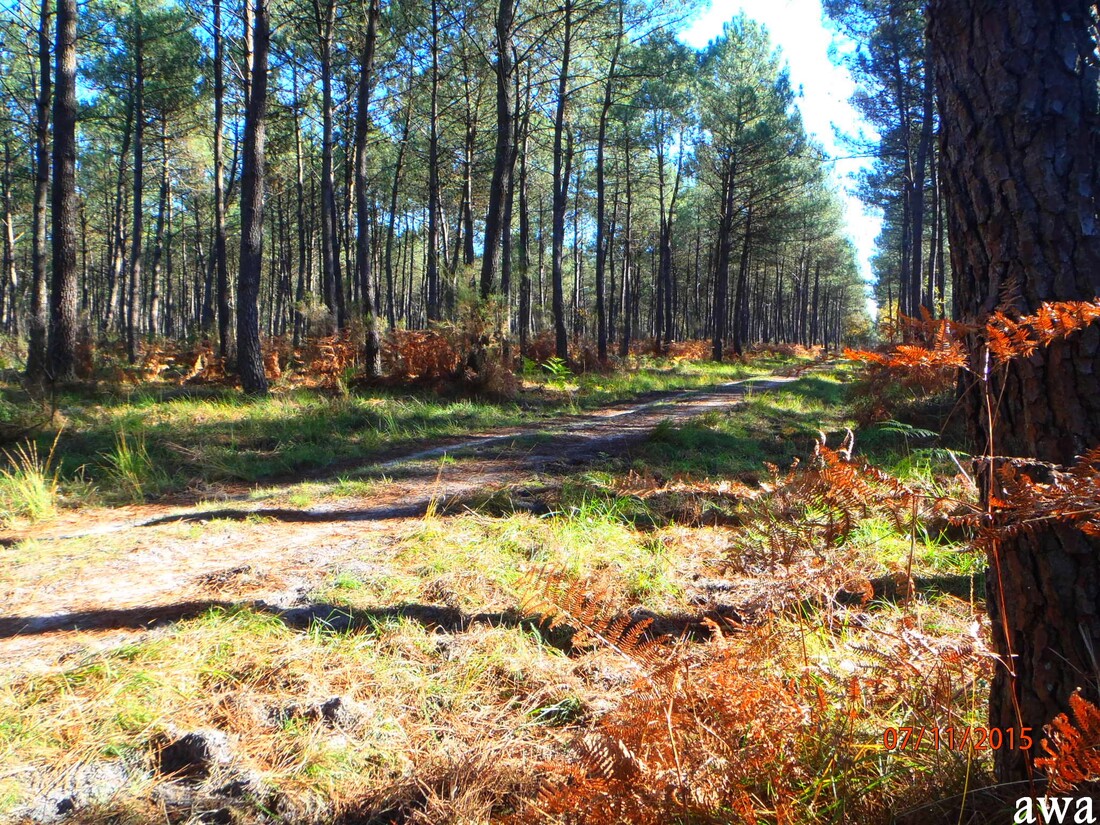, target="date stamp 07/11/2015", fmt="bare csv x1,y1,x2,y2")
881,725,1033,752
